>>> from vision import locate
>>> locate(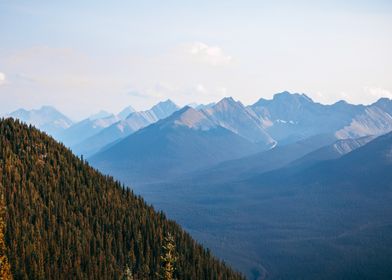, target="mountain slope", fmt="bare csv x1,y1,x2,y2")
90,107,266,185
176,133,337,185
288,135,376,169
336,105,392,139
0,118,243,280
225,132,392,278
